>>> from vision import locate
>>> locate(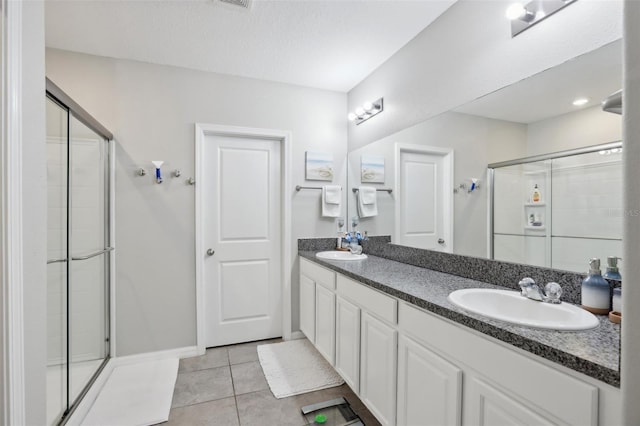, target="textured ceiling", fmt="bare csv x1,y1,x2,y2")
45,0,457,92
